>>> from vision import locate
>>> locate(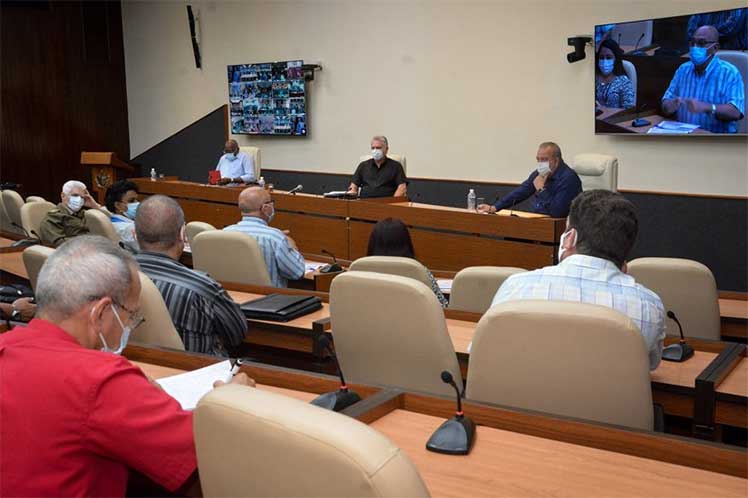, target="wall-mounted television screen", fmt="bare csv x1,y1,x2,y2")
227,60,307,136
594,8,746,135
